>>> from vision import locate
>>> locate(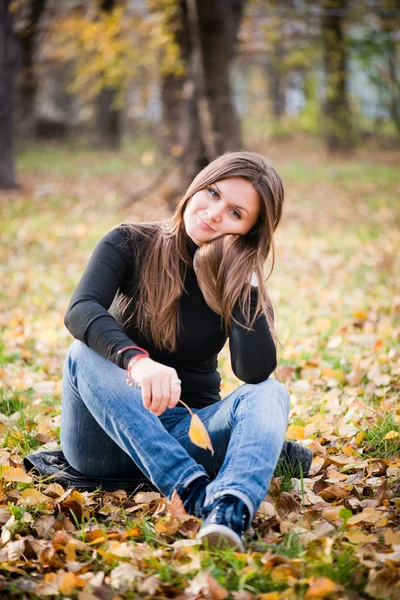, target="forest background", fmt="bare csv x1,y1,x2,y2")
0,0,399,598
